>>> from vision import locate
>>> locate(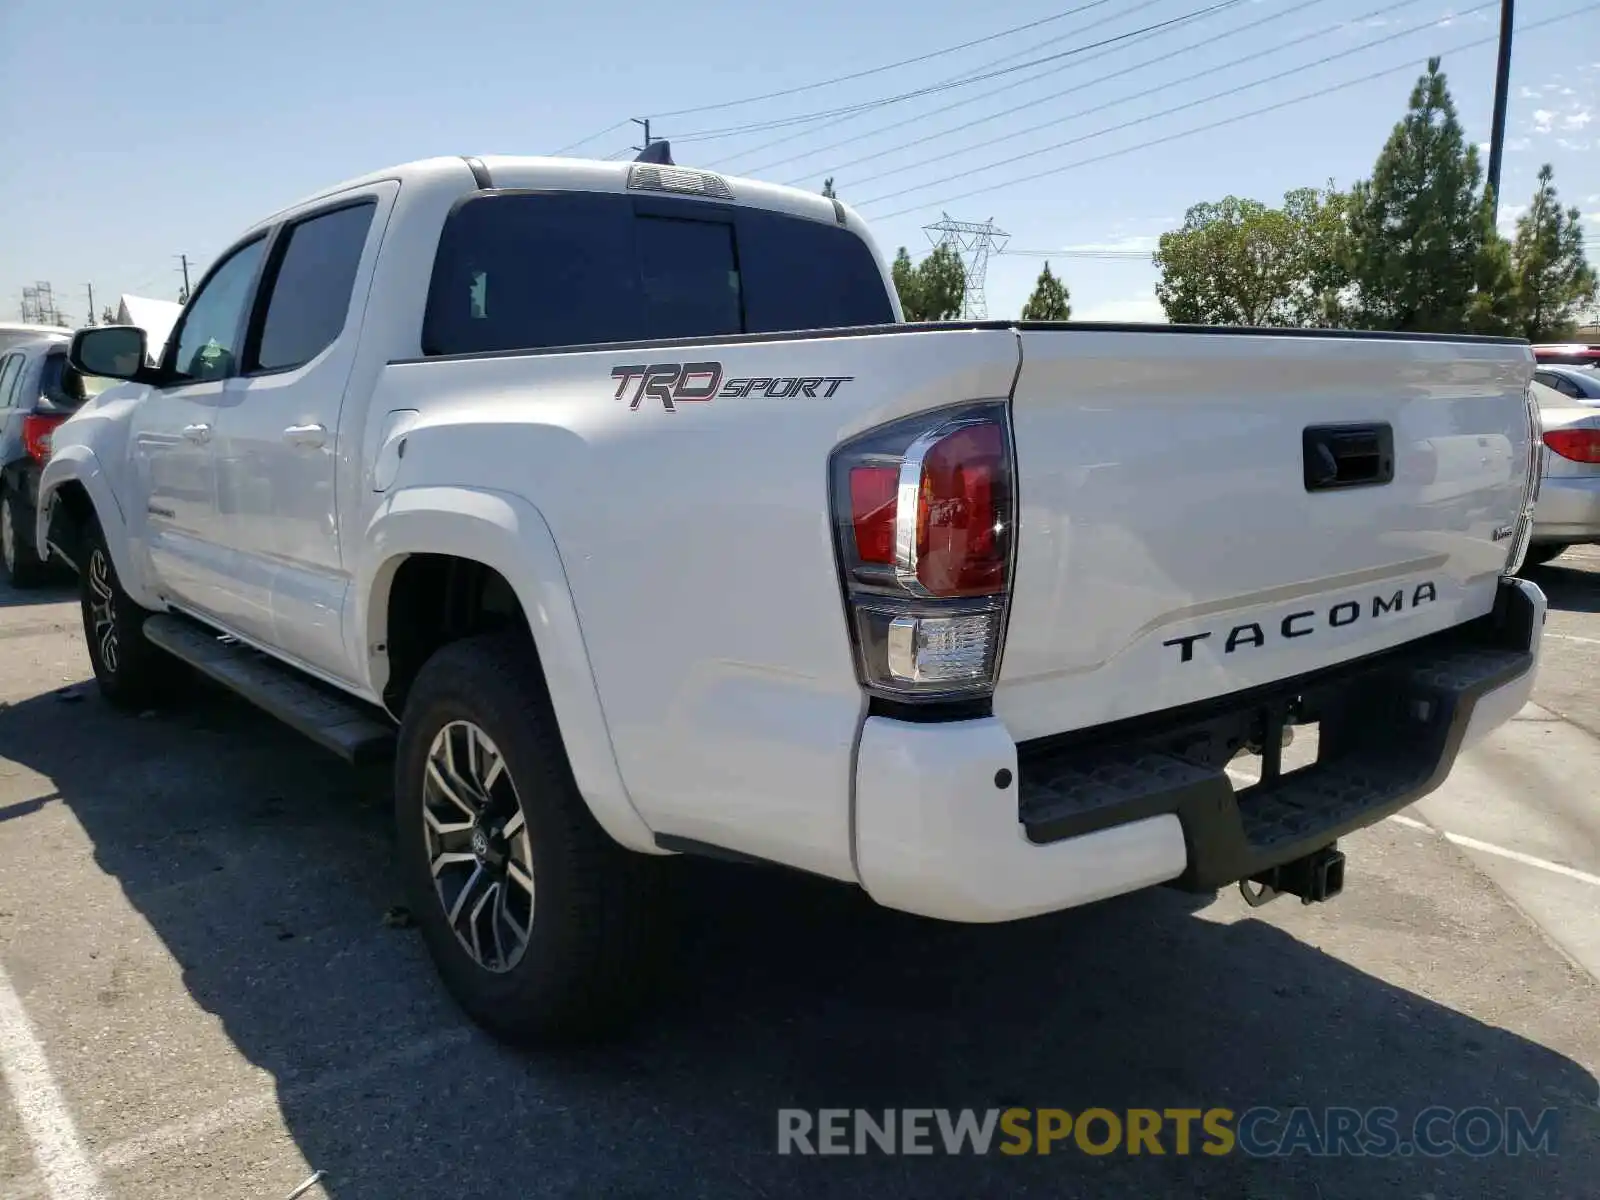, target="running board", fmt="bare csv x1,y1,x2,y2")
142,615,396,765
